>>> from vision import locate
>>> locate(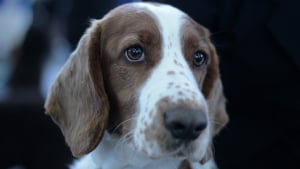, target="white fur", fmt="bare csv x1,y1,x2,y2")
71,132,214,169
71,3,213,169
133,2,210,161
